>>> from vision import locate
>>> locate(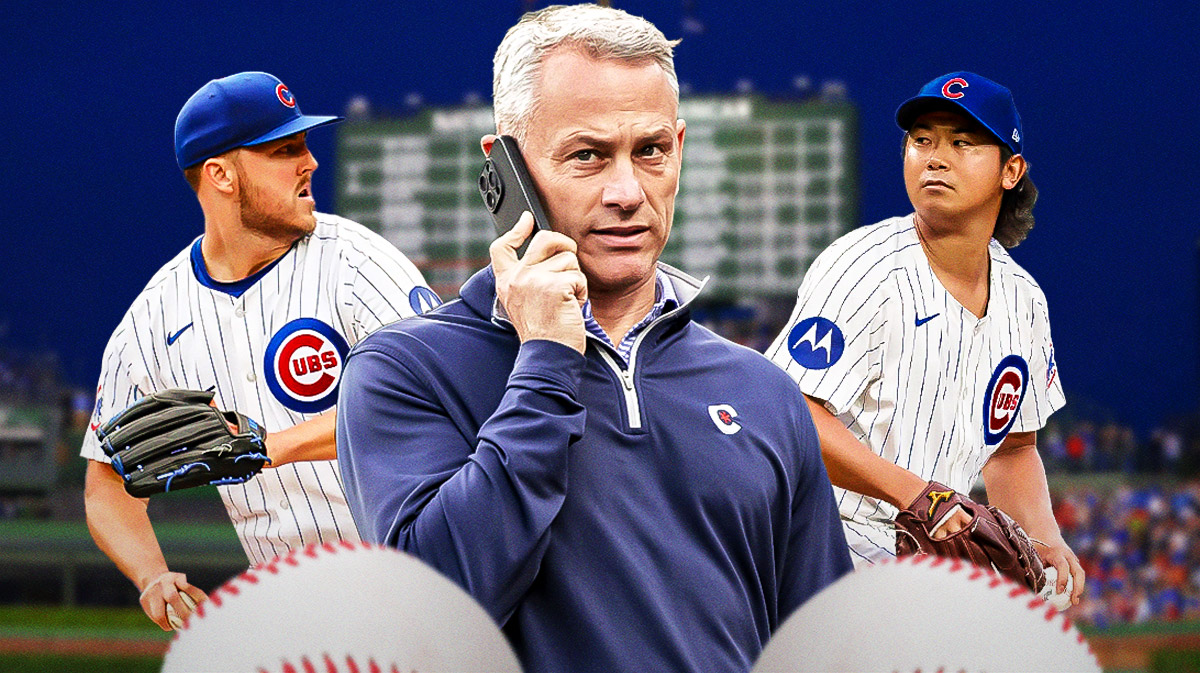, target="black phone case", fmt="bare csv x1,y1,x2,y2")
478,136,551,258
